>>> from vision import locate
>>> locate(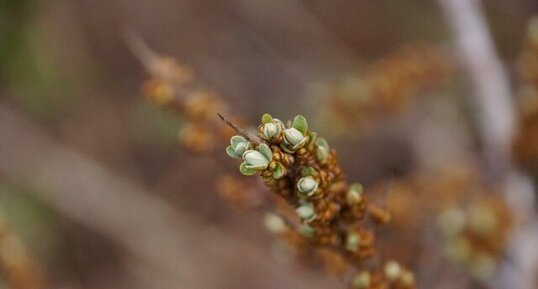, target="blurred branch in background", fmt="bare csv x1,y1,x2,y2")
438,0,538,288
438,0,515,179
0,104,338,289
